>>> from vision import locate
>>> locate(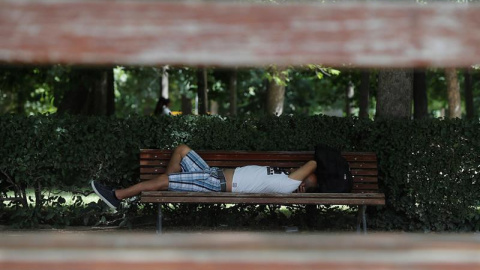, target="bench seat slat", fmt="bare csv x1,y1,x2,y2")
348,162,377,169
352,176,378,182
139,169,379,177
142,191,384,199
353,184,379,190
140,175,380,184
140,167,378,177
140,150,377,162
352,190,380,194
206,161,308,167
140,192,385,205
139,165,378,169
141,174,161,180
140,160,378,169
141,197,385,205
350,170,377,176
